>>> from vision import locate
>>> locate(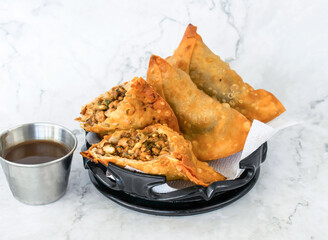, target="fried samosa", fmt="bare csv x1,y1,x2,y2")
167,24,285,123
76,77,179,135
81,124,225,186
147,55,251,161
